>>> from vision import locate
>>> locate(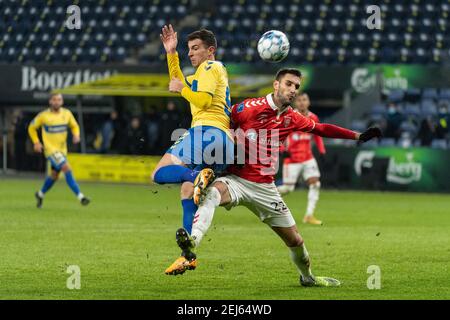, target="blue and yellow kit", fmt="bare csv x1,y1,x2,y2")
165,53,234,171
